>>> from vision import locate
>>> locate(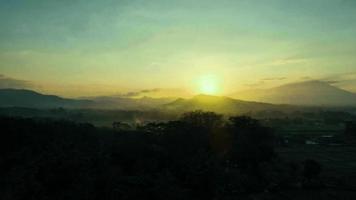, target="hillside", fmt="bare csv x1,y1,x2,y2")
0,89,93,108
162,94,290,114
86,95,174,110
0,89,174,110
232,81,356,106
